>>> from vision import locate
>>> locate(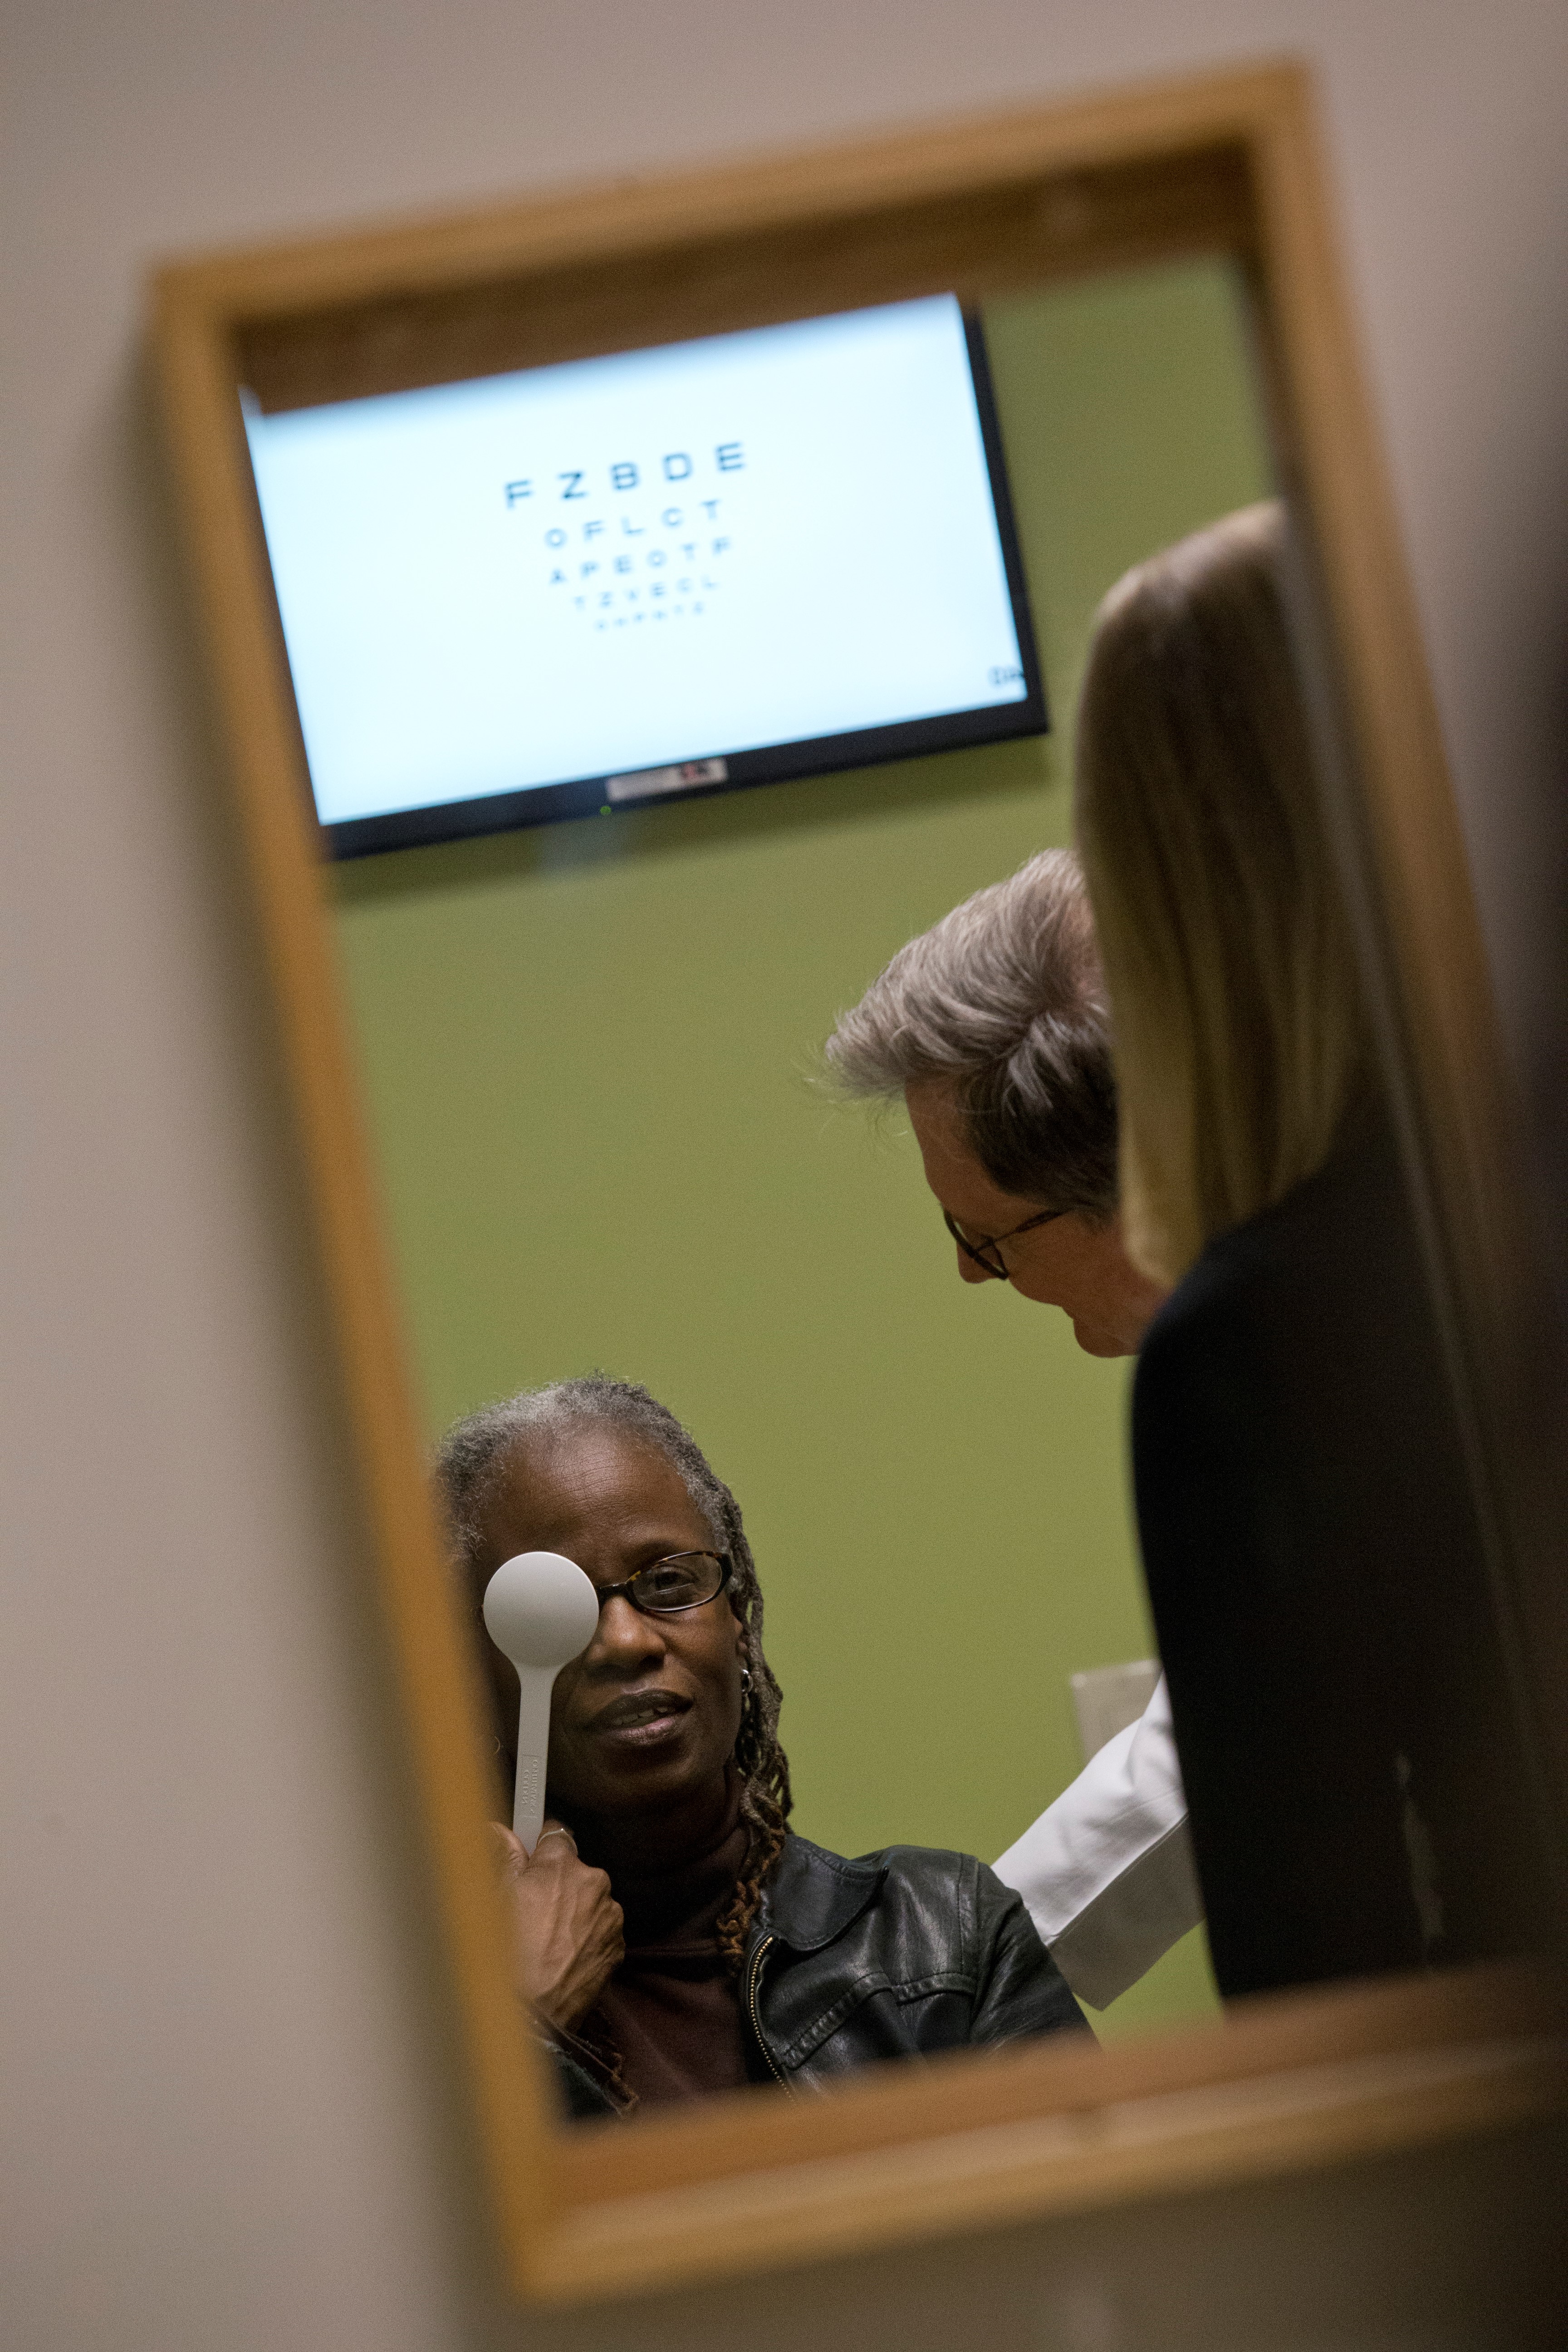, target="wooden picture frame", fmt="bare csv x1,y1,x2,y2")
149,59,1568,2303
